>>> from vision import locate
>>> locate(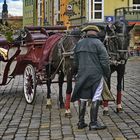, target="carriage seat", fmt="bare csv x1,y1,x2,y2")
24,26,67,43
24,30,49,43
23,27,47,43
29,33,48,41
